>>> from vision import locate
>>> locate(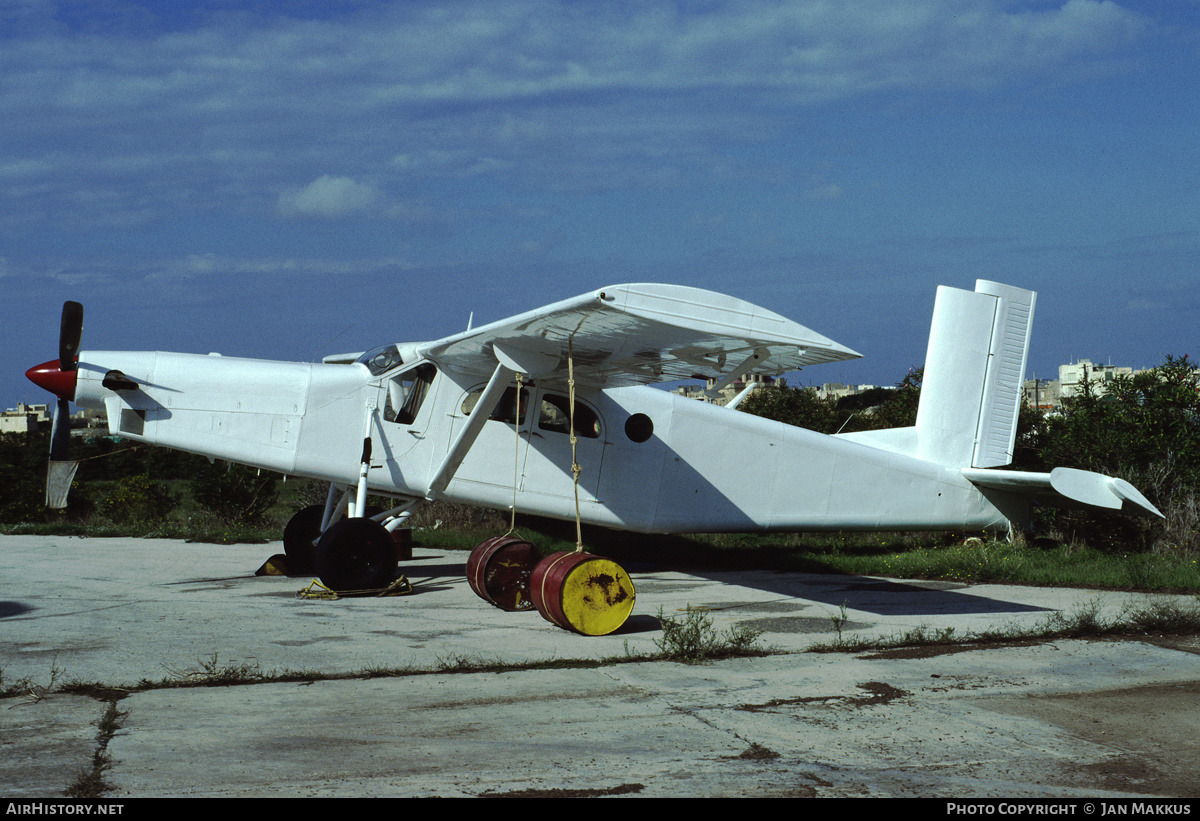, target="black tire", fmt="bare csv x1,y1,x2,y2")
314,517,398,592
283,505,325,574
